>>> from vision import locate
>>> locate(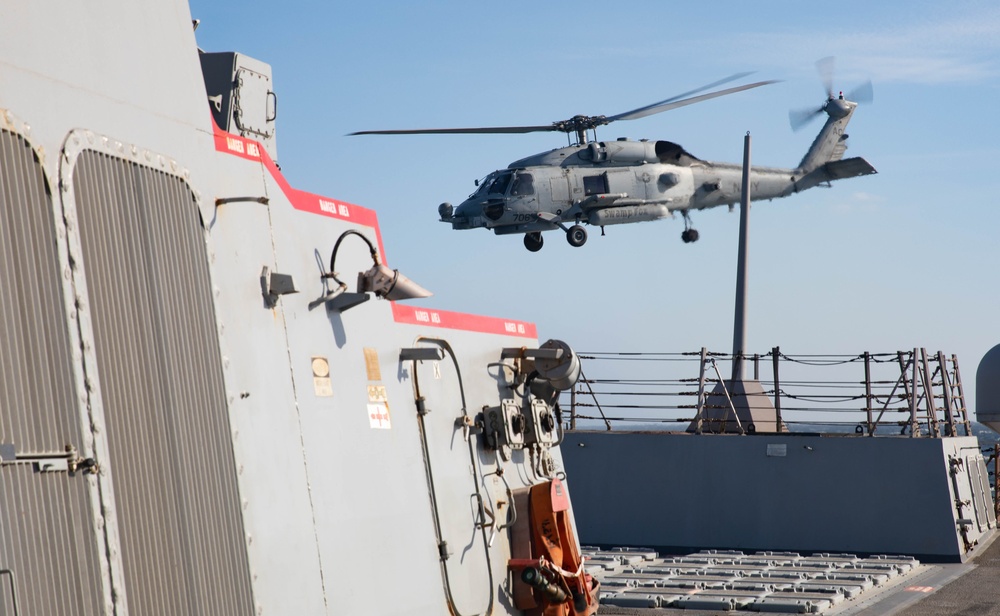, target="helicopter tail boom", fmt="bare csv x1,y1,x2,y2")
796,103,854,172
